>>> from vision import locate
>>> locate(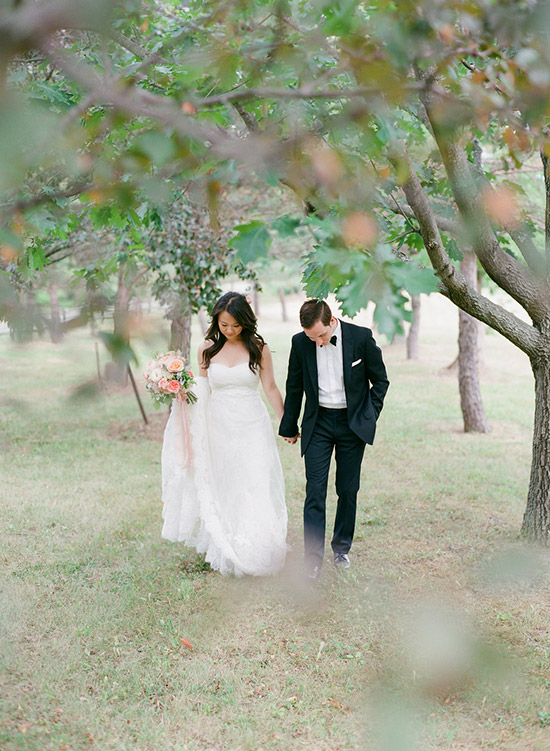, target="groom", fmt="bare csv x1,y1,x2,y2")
279,299,389,580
